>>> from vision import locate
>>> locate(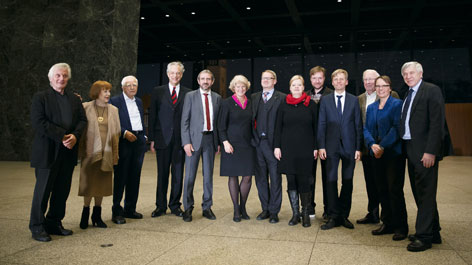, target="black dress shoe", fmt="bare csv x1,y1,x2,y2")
408,234,442,244
356,214,380,224
340,218,354,229
256,210,270,220
372,224,394,235
170,208,184,217
321,218,339,230
393,232,407,241
45,224,73,236
233,215,241,222
322,212,328,220
32,231,51,242
202,209,216,220
269,213,279,223
151,207,167,217
407,239,432,252
183,208,193,222
124,211,143,219
112,215,126,224
240,209,250,220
